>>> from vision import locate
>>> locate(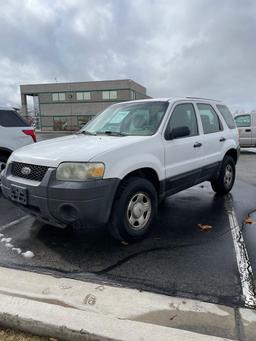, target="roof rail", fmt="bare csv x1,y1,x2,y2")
186,97,221,102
